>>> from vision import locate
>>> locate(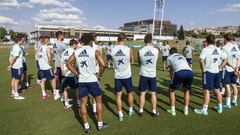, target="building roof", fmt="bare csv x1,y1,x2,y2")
124,19,172,26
